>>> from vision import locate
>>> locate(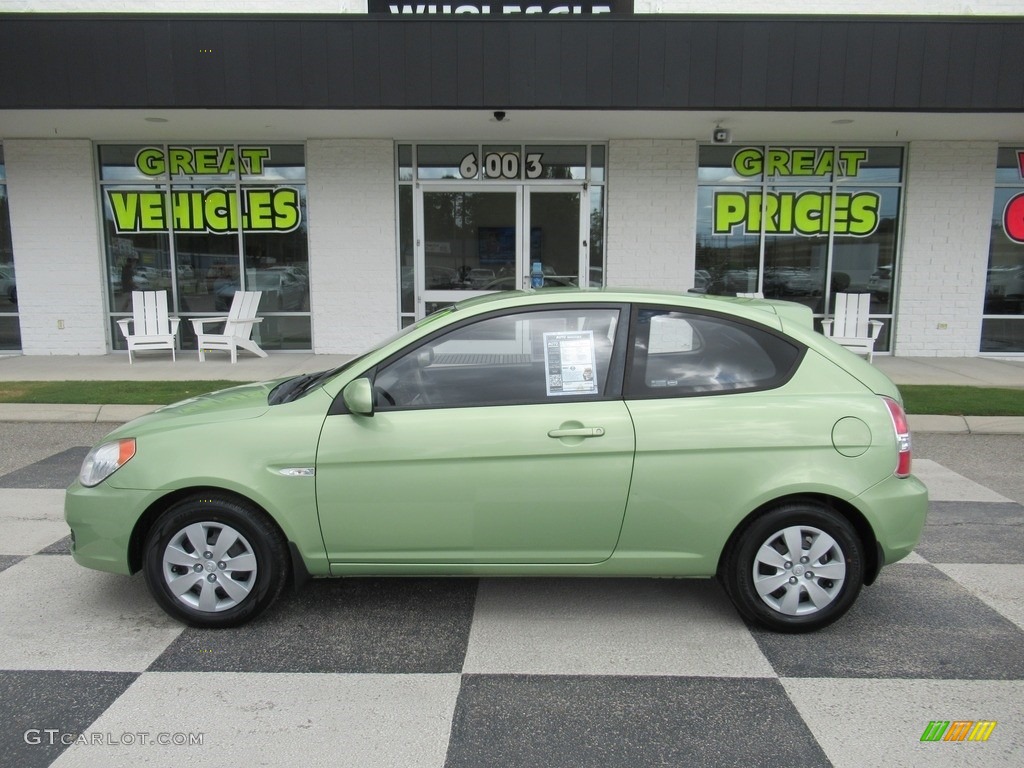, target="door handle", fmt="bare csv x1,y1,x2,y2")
547,427,605,438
